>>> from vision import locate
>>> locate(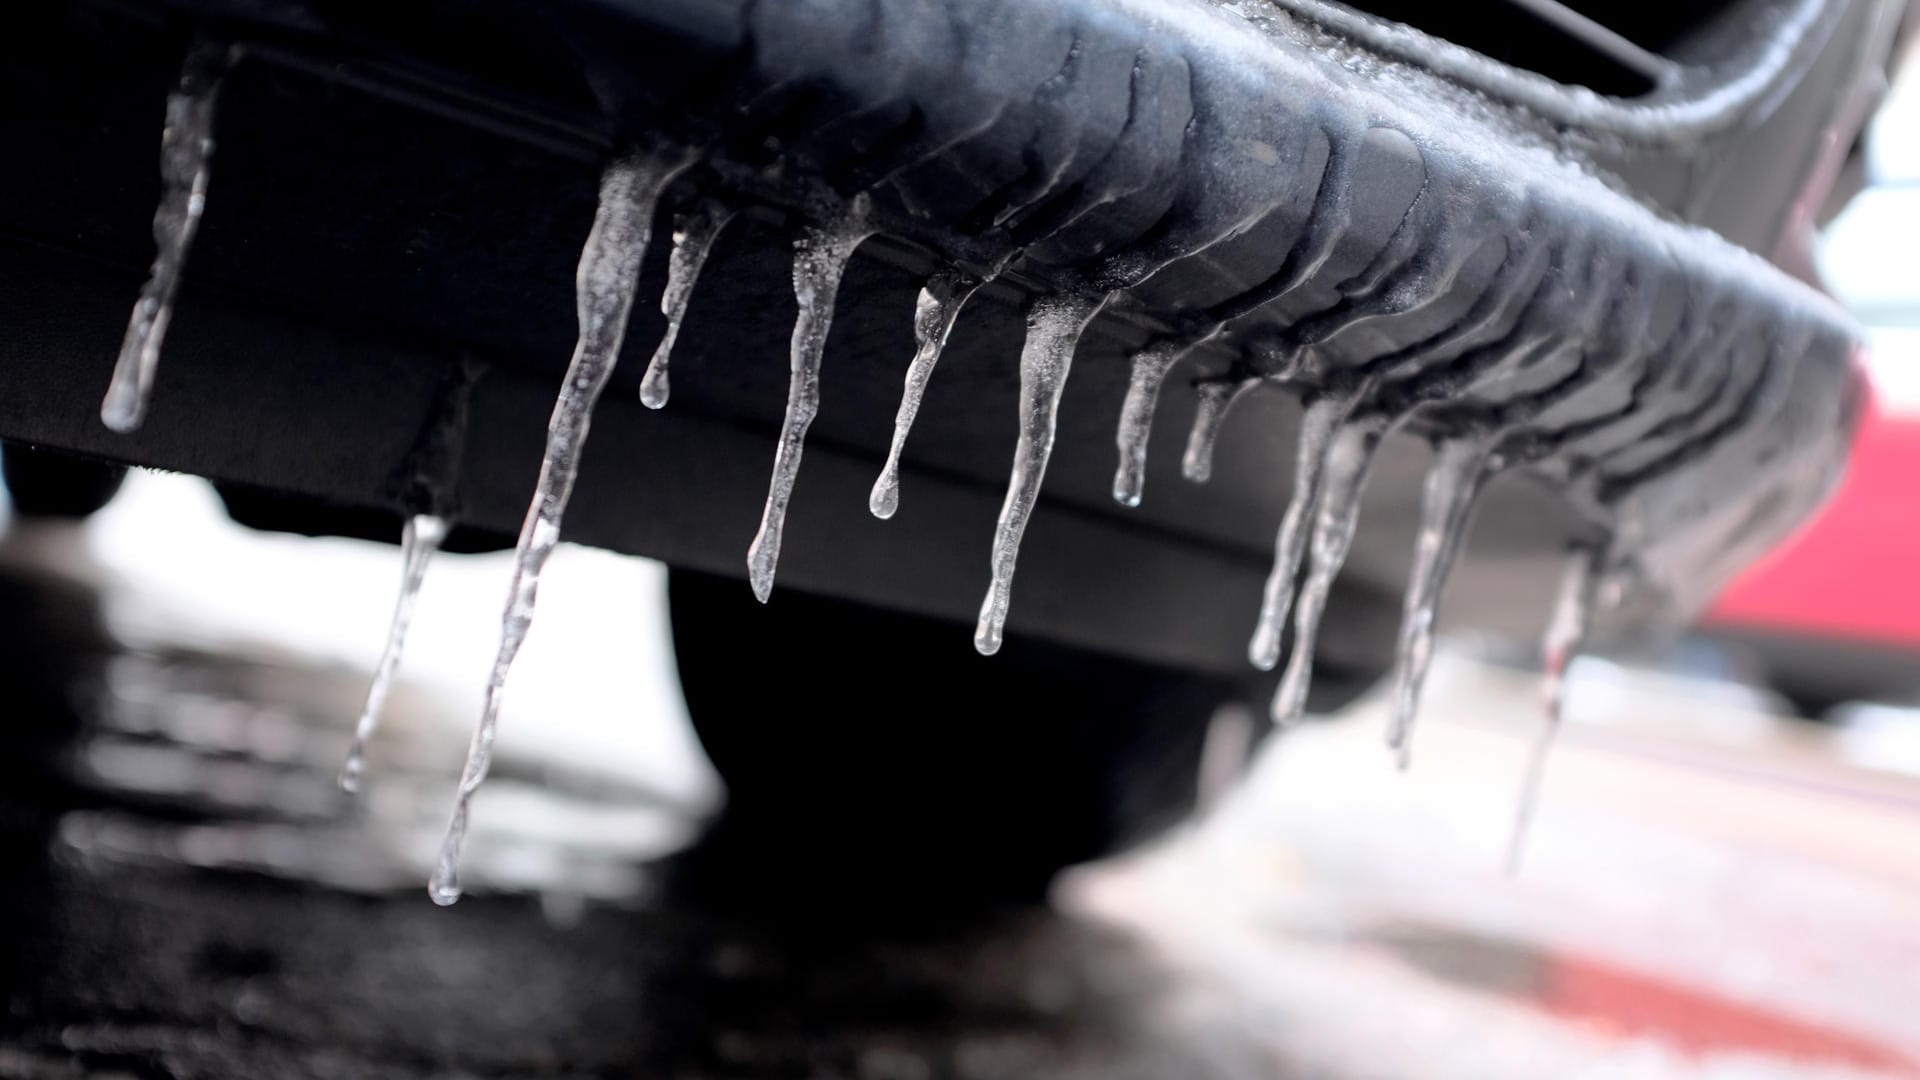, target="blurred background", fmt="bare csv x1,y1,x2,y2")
2,35,1919,1080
